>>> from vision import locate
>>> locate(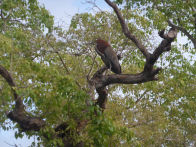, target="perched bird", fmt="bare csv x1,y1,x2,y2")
95,39,121,74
